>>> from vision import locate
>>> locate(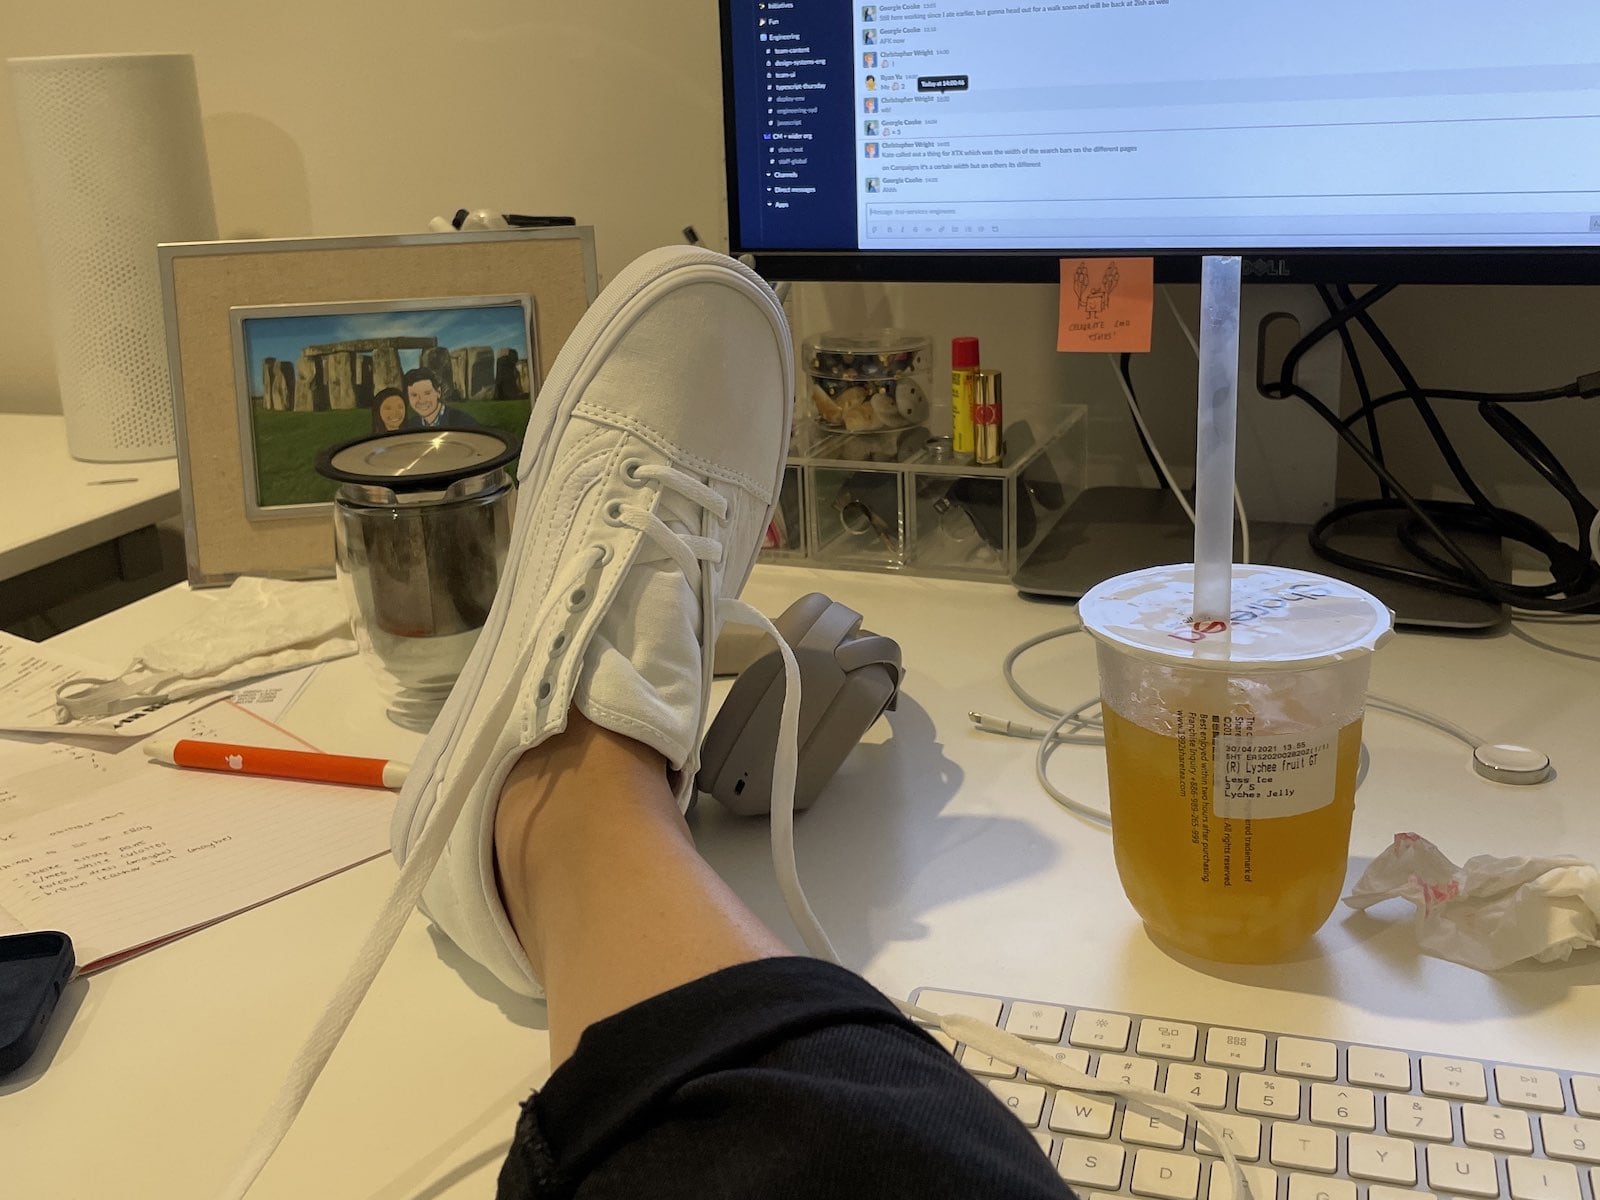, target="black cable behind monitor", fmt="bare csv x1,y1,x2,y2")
1260,287,1600,614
